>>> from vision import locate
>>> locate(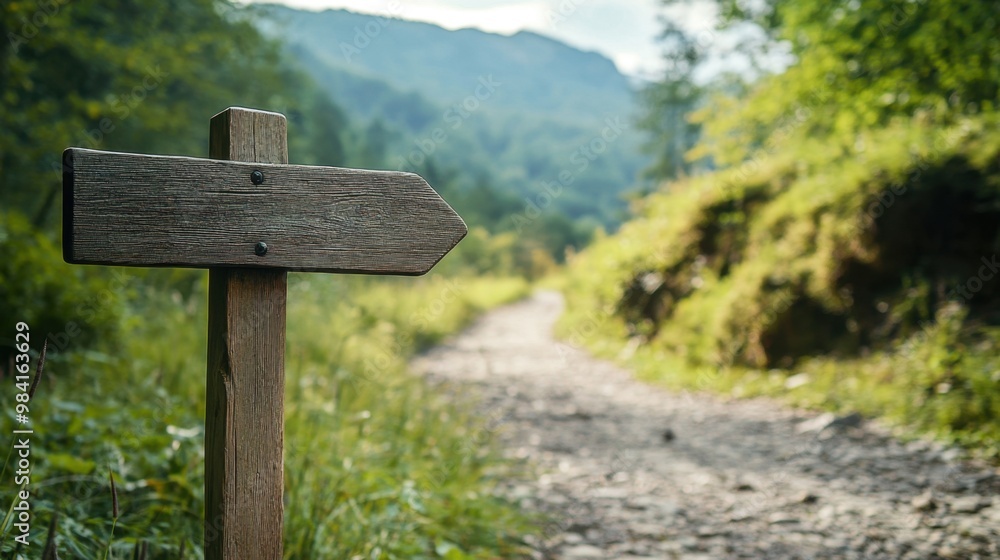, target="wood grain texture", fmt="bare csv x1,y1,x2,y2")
62,141,467,275
205,107,287,560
